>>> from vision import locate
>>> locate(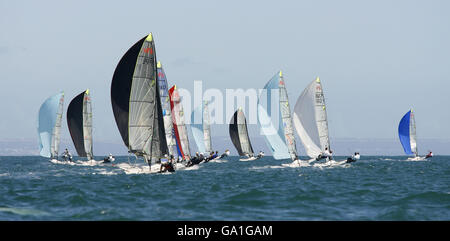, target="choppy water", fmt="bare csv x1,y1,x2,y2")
0,155,449,220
